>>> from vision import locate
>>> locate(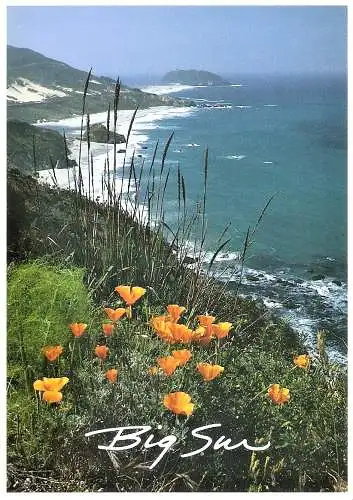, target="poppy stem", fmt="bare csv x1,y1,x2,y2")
69,338,76,378
35,390,40,414
249,387,268,402
78,341,82,365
